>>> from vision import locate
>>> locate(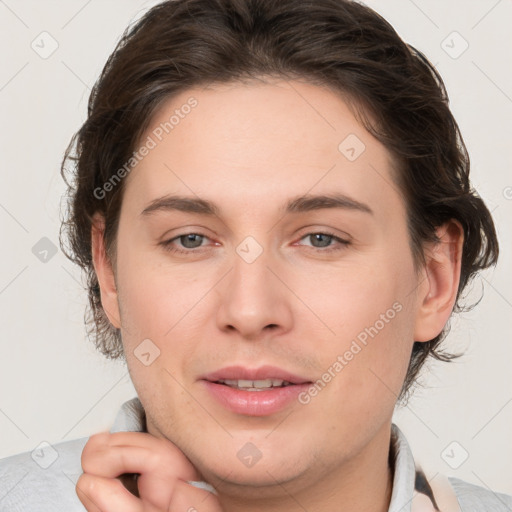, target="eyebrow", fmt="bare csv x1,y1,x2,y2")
140,193,373,217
